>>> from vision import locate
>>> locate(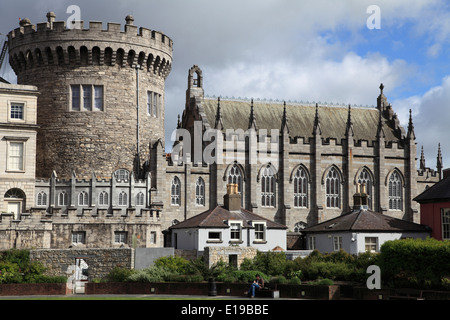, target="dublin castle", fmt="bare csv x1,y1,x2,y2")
0,12,443,250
